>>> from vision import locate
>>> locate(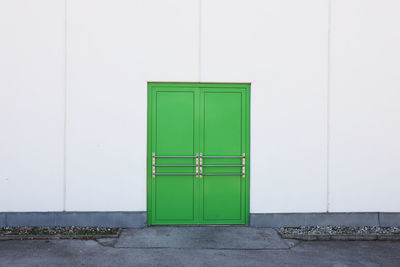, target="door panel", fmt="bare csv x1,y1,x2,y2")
203,175,242,220
200,89,246,223
203,92,242,155
148,83,249,225
155,91,195,157
151,88,199,223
